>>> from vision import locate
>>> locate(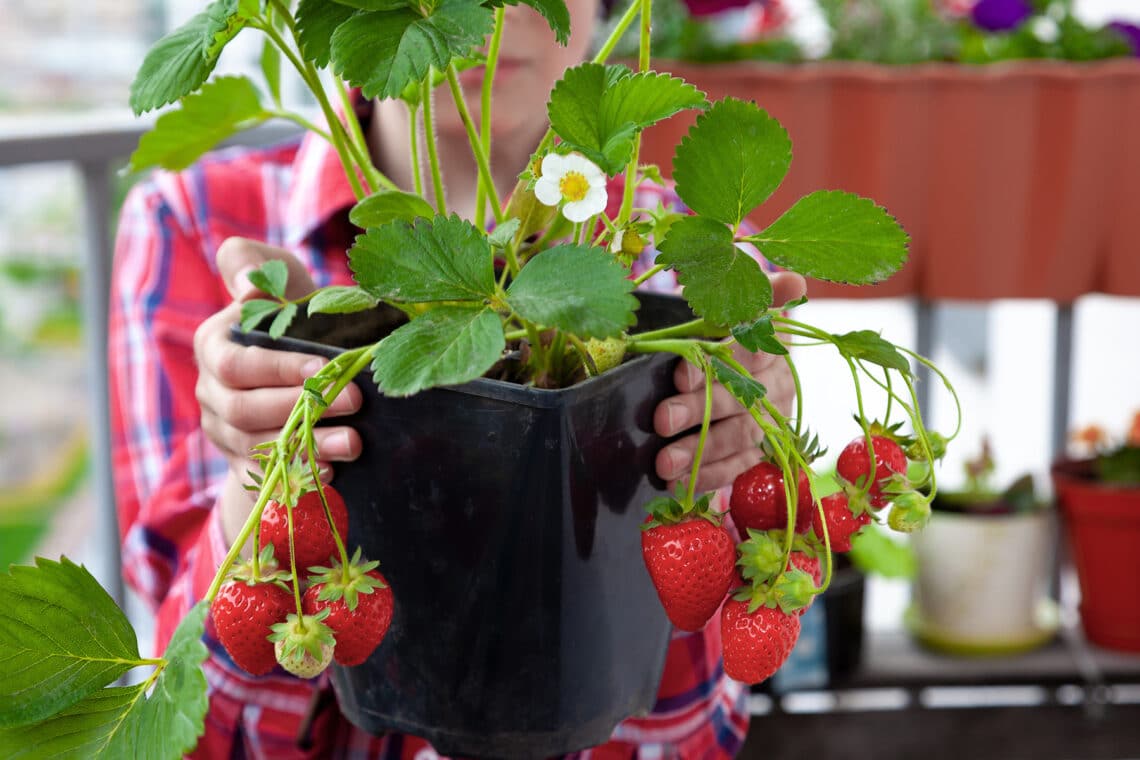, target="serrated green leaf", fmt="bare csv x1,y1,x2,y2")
349,214,494,302
548,64,707,175
240,299,280,332
0,602,209,759
129,76,266,172
506,245,637,339
848,525,915,579
308,286,380,315
349,190,436,229
487,218,521,249
748,191,909,284
673,98,791,227
335,0,410,8
268,302,298,338
238,0,261,17
833,330,911,373
656,215,772,328
490,0,570,44
0,558,141,729
297,0,357,68
372,306,505,395
330,0,493,101
709,357,766,409
129,0,246,114
732,315,787,355
248,259,288,299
